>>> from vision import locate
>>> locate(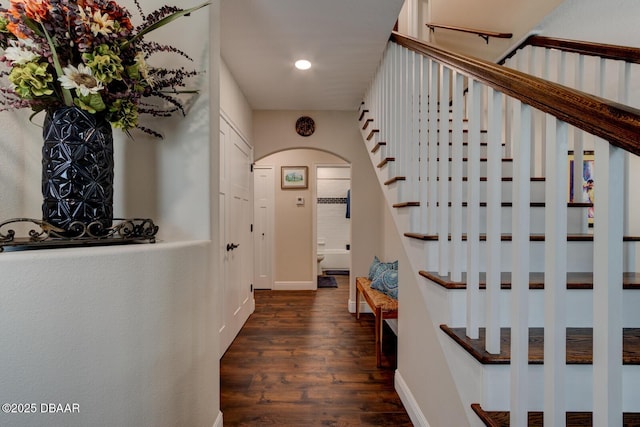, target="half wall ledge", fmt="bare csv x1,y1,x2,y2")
0,217,158,252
